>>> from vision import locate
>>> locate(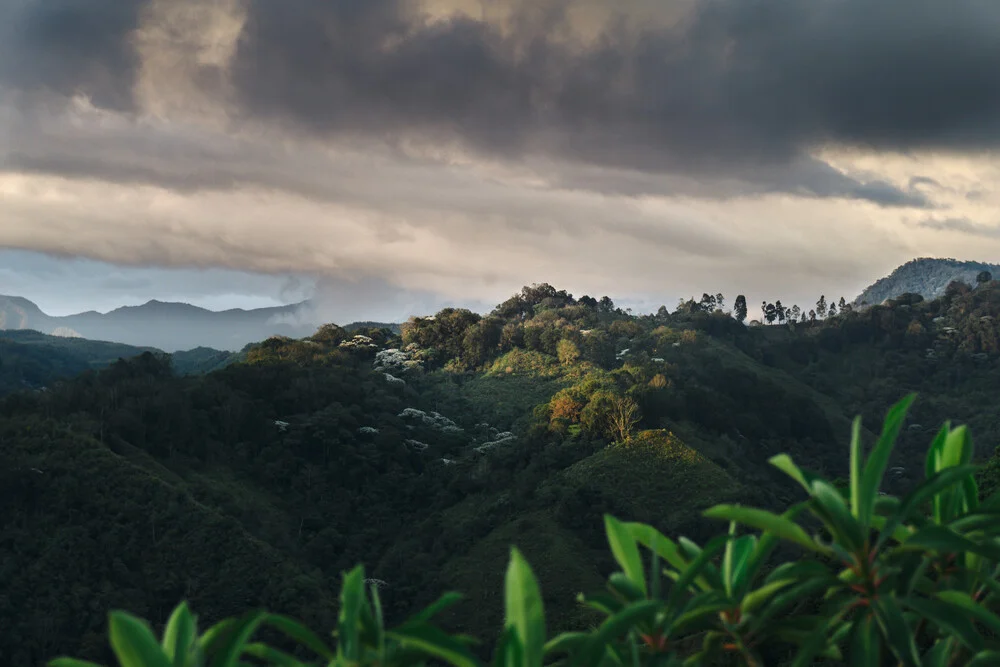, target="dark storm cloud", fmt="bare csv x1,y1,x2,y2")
0,0,150,110
229,0,1000,199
